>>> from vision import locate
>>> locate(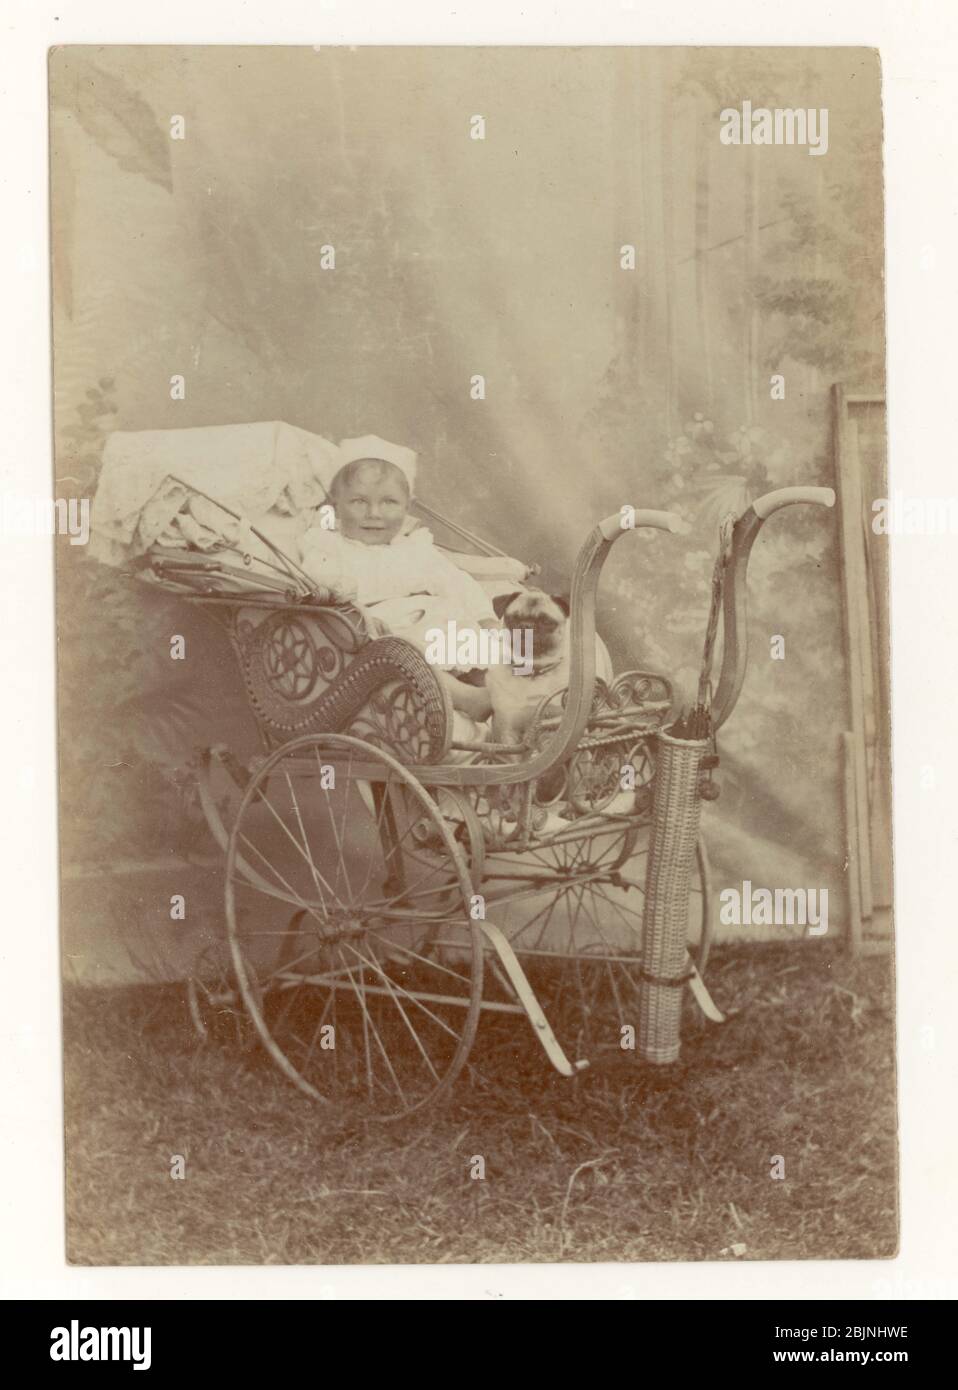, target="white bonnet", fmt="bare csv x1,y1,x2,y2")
335,435,417,494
